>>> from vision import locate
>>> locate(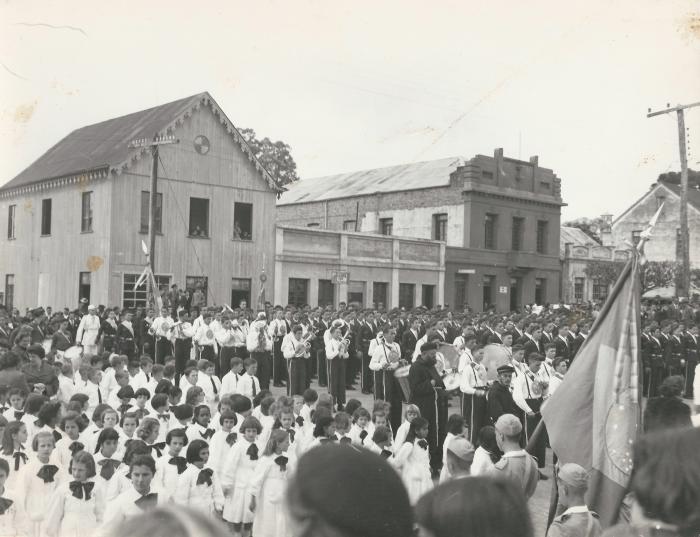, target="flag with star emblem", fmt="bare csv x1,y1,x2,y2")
541,253,642,527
